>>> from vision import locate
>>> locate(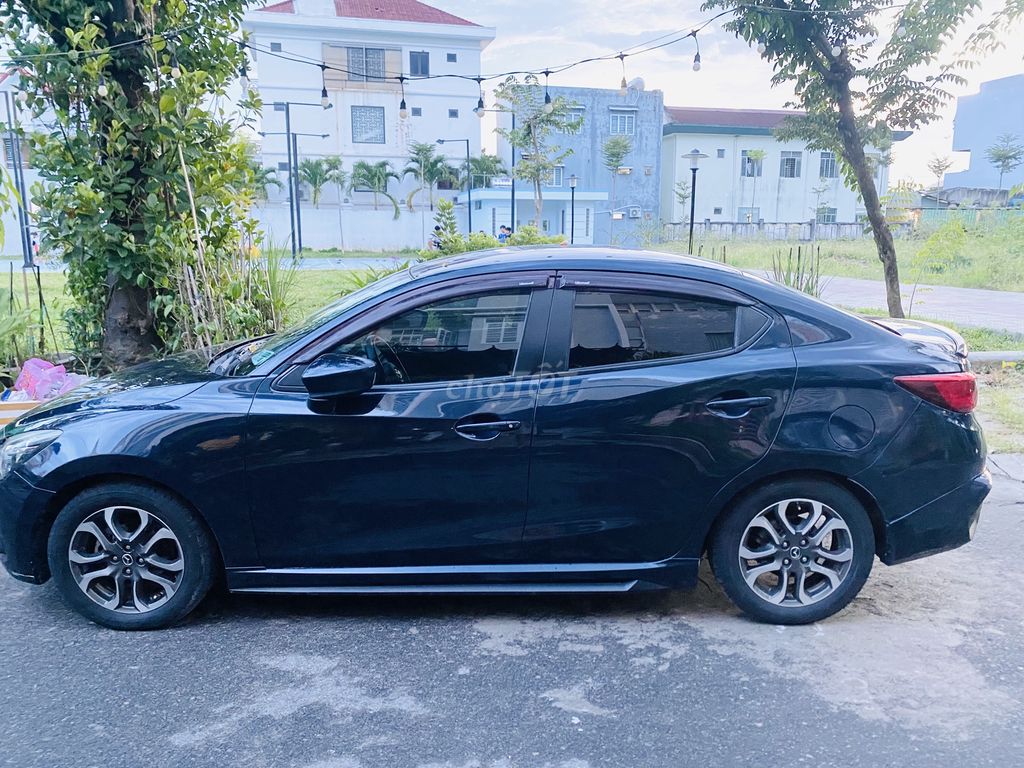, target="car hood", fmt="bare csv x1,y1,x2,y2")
11,351,220,429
